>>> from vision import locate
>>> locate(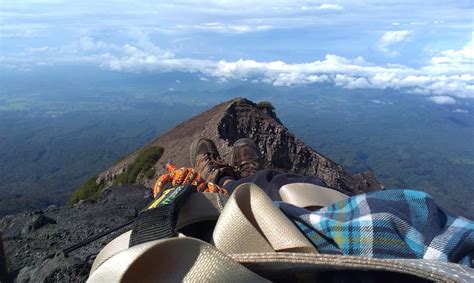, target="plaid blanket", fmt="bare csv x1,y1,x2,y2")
278,189,474,267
